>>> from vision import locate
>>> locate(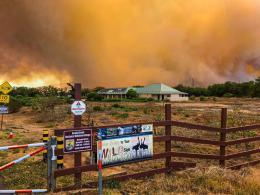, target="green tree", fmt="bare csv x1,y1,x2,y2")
11,87,40,97
253,77,260,97
126,89,138,99
87,92,103,101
